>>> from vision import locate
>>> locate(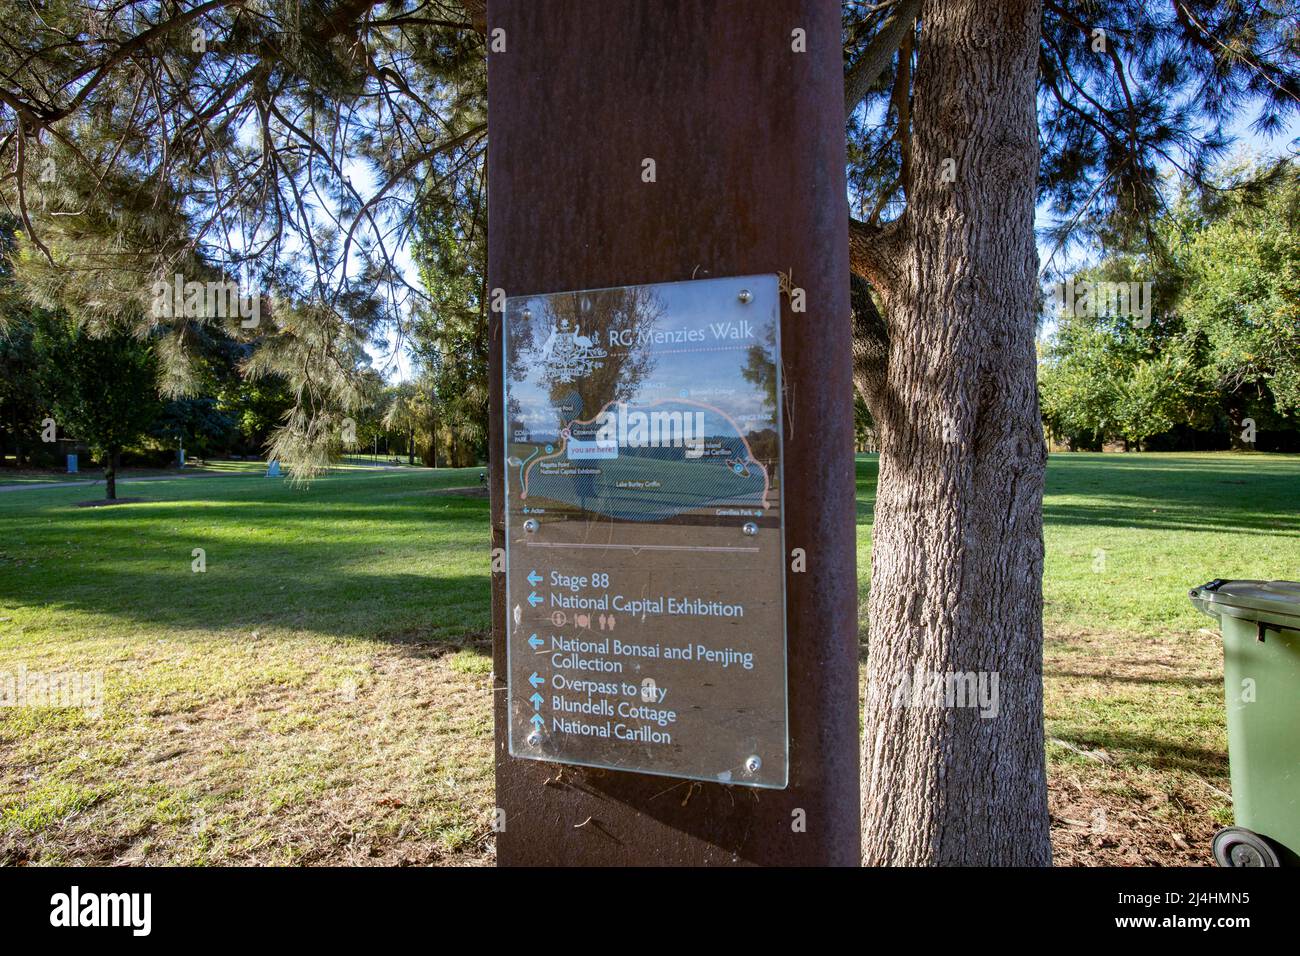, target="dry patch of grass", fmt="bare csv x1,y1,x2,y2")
1045,626,1229,866
1,630,495,866
3,619,1232,866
